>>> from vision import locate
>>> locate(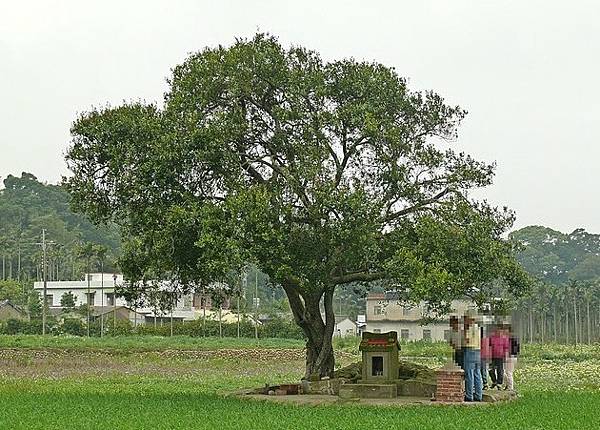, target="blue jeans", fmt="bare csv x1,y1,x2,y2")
480,359,488,386
464,348,483,401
